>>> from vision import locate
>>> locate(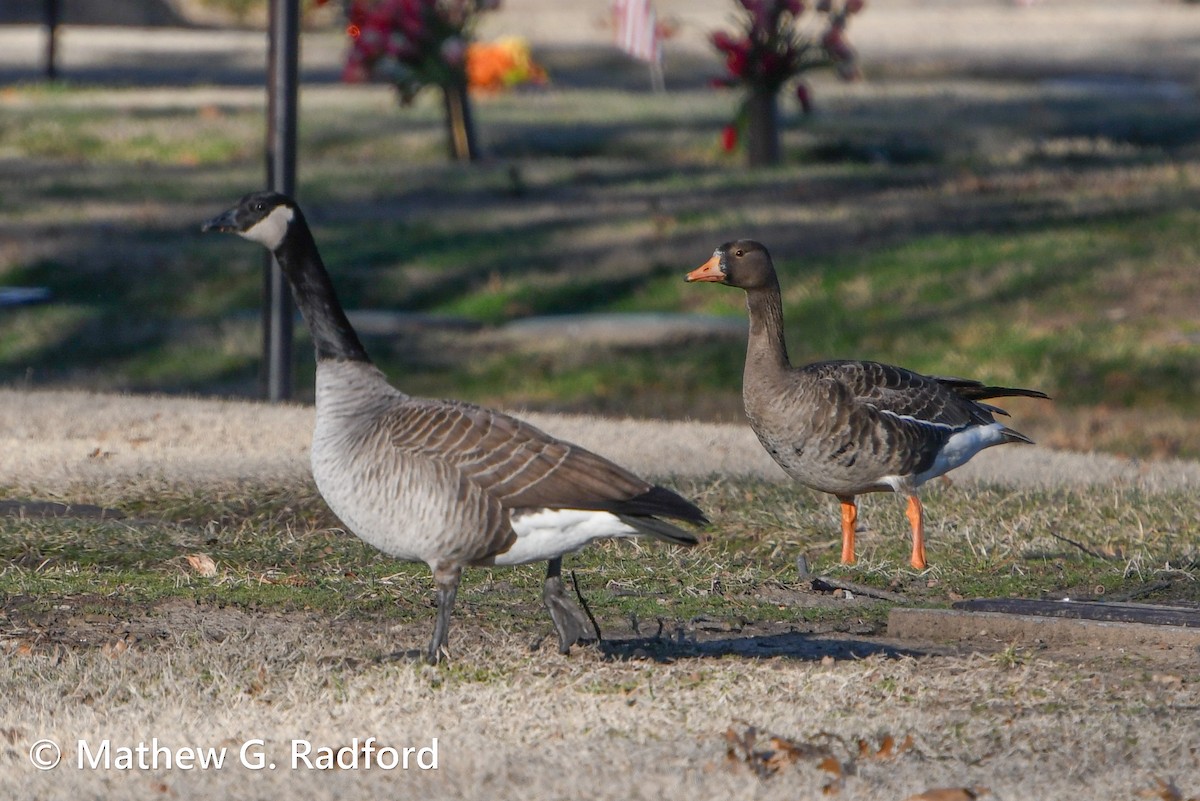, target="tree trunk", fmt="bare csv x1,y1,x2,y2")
44,0,60,80
745,88,781,167
441,79,479,162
